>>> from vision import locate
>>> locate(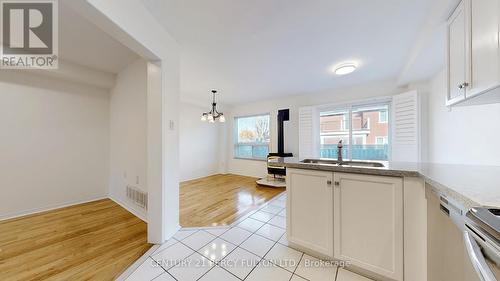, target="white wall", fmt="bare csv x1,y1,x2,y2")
76,0,182,242
179,102,222,181
225,79,405,177
109,59,148,220
425,69,500,166
0,71,109,220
